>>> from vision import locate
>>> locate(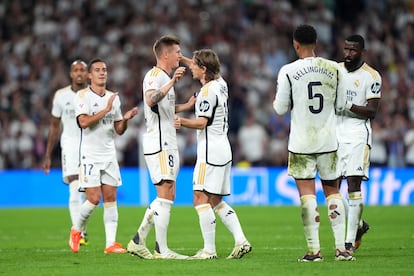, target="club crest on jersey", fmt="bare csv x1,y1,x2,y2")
198,100,210,112
371,82,381,94
353,79,360,87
